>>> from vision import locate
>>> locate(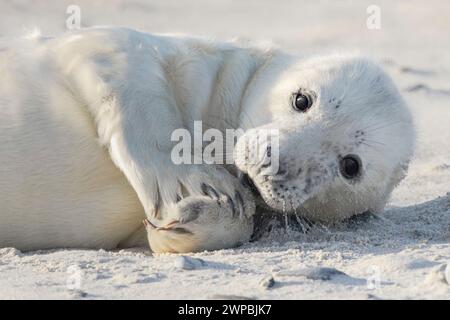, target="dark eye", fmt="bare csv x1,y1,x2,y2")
340,155,361,180
293,92,313,112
